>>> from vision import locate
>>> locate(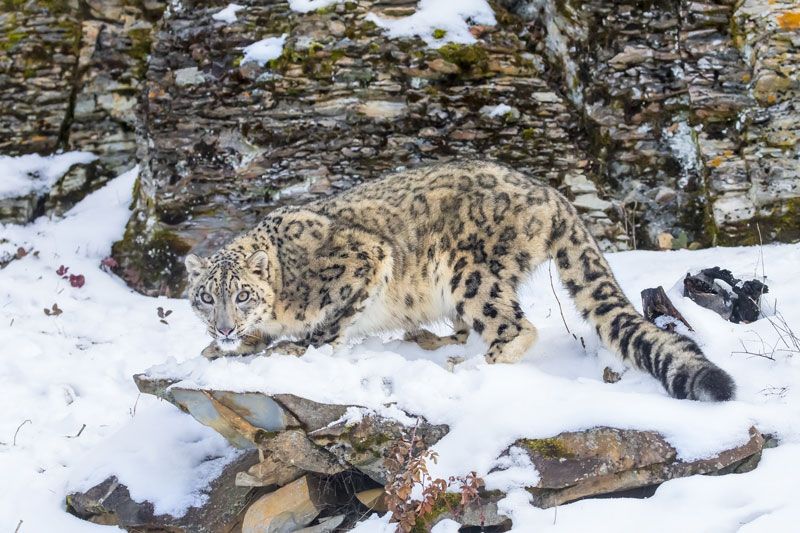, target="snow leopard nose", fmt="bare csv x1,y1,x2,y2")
217,327,234,336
